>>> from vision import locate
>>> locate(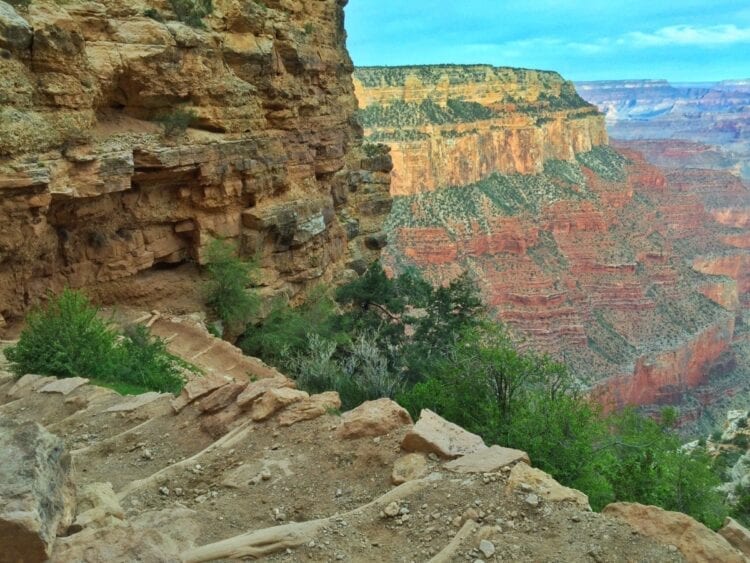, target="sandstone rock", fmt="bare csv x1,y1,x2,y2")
277,391,341,427
506,463,589,508
0,419,75,562
401,409,485,459
197,382,248,414
444,445,529,474
51,508,199,563
250,388,309,422
391,453,428,485
0,1,32,52
200,404,245,438
718,517,750,557
7,374,56,398
172,373,232,413
336,398,413,440
603,503,744,563
72,482,124,530
236,376,296,409
39,377,89,395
